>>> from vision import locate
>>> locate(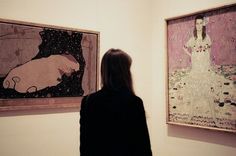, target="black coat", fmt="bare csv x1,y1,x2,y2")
80,88,152,156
